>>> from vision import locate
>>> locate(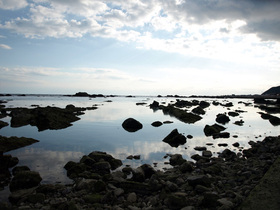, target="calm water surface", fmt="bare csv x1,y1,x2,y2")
0,95,279,186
